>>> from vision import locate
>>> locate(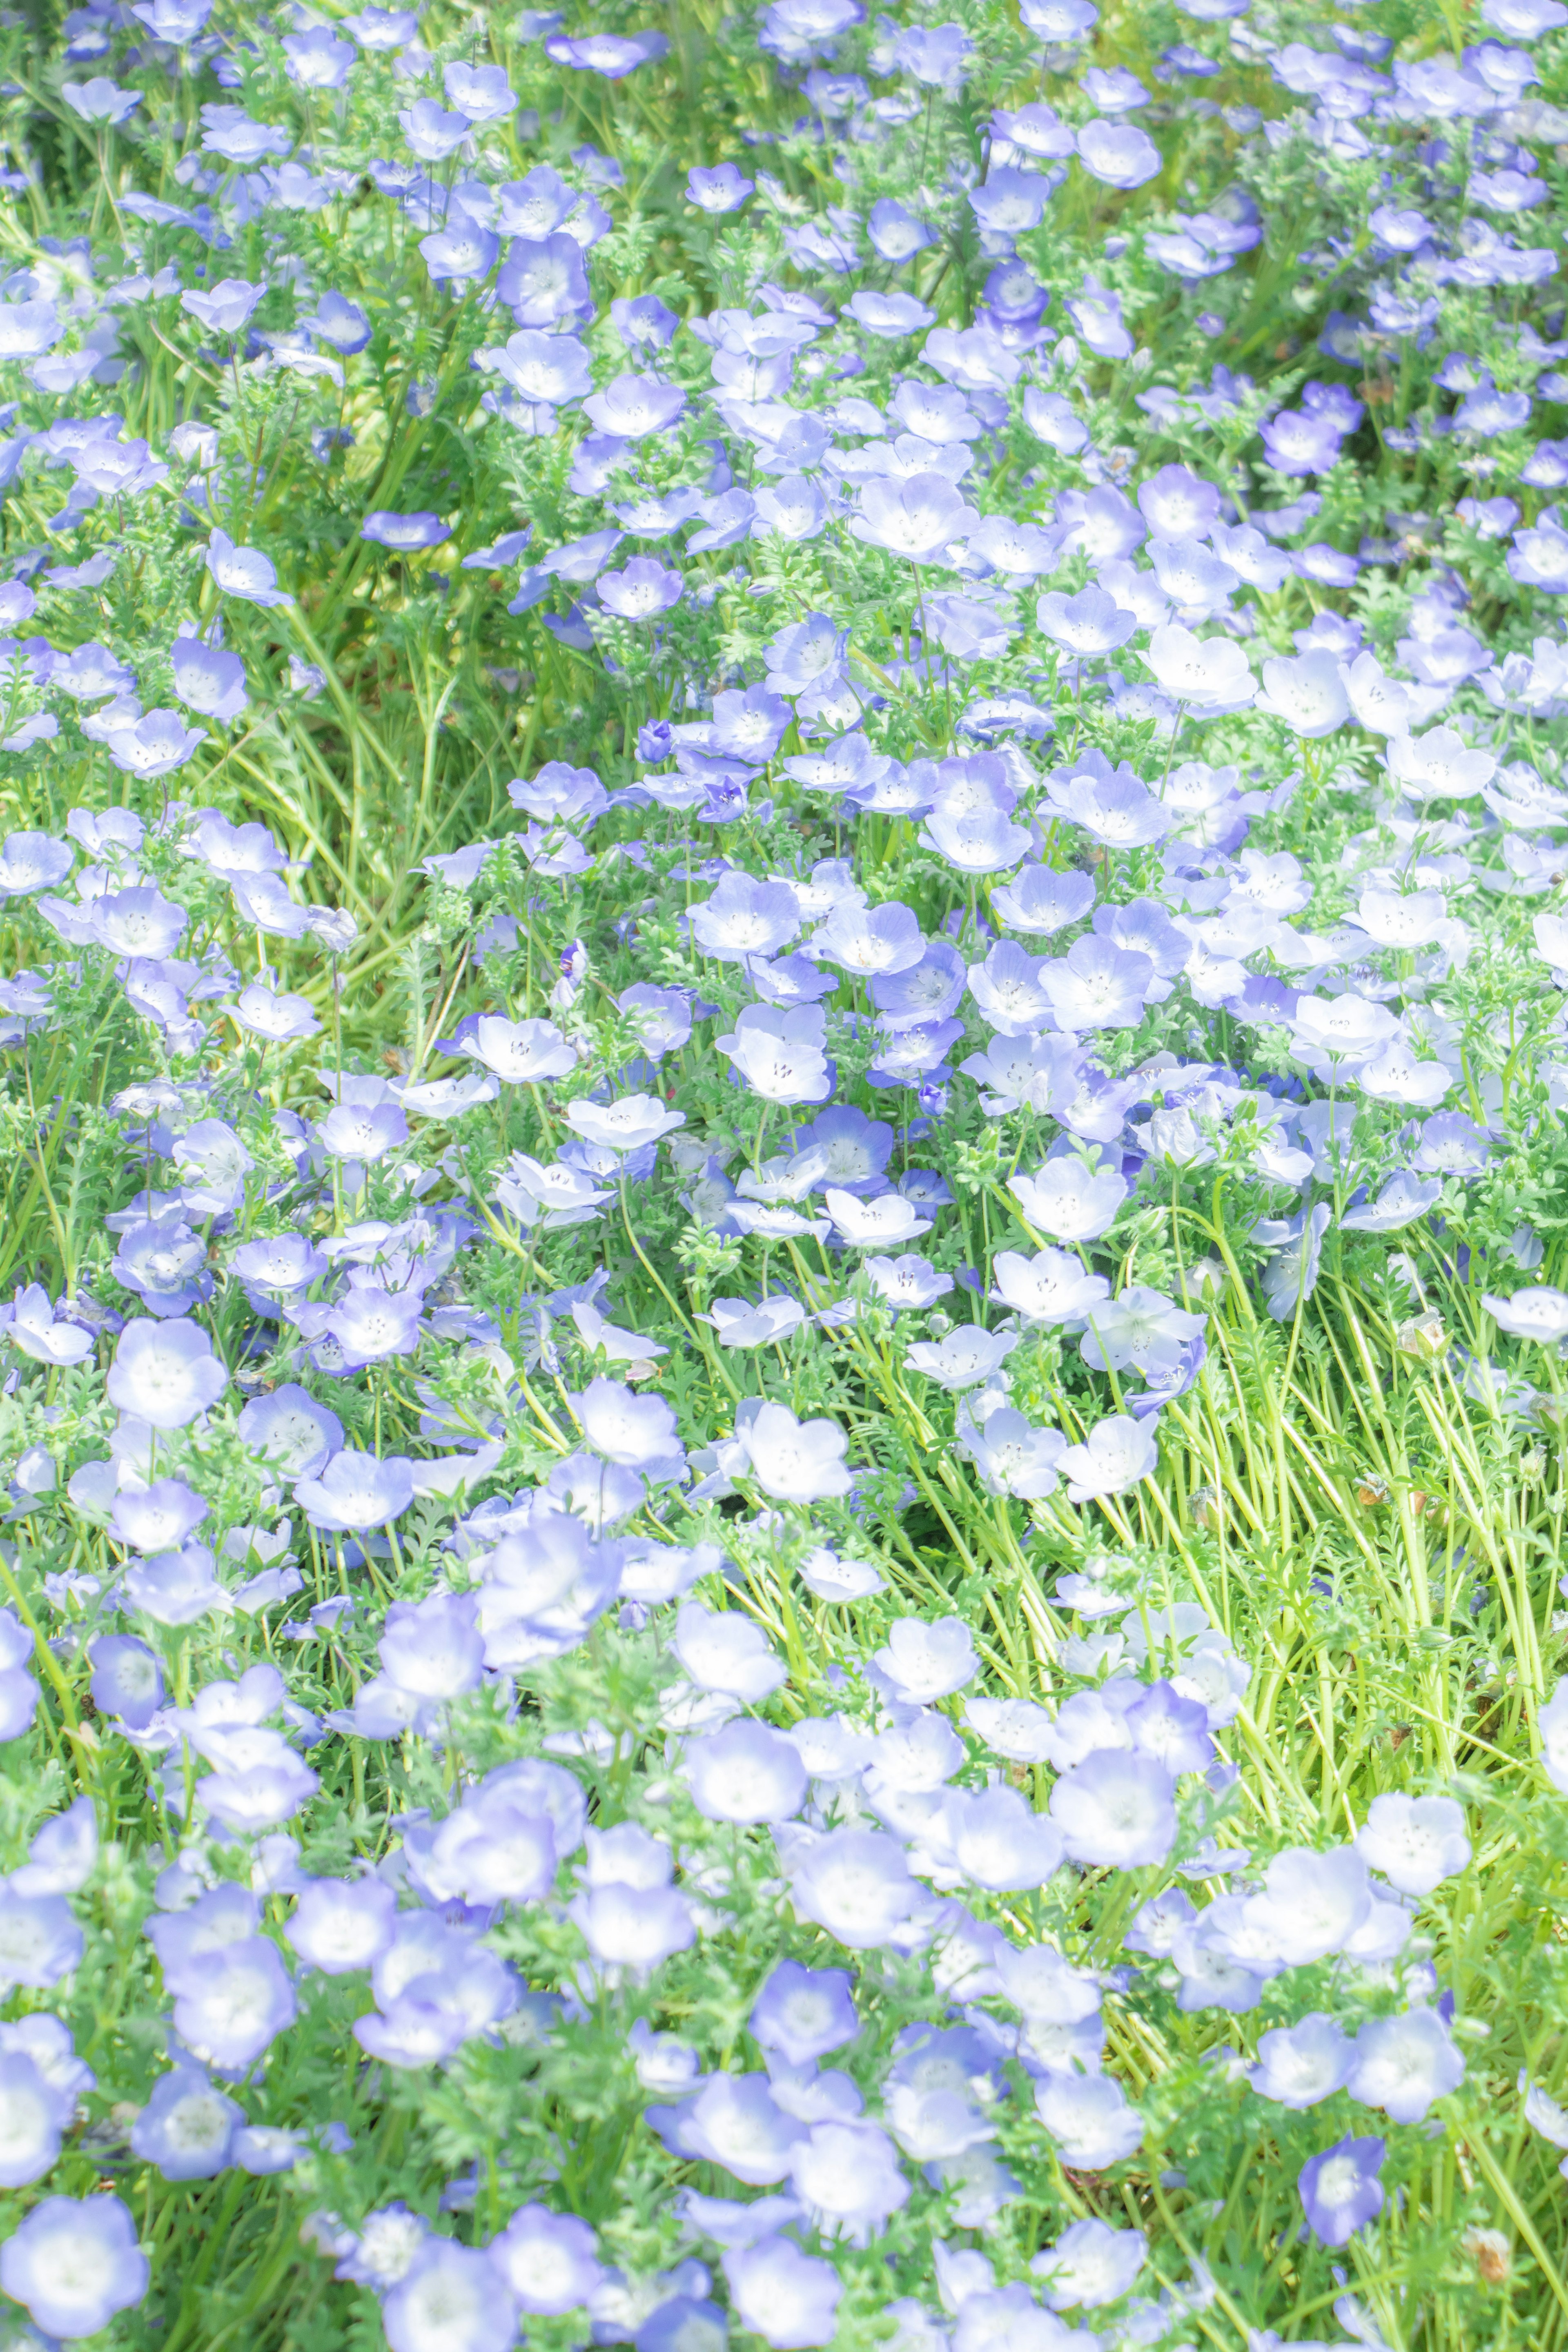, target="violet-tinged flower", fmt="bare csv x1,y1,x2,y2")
238,1383,343,1474
1008,1159,1128,1245
1050,1748,1176,1866
1034,2071,1143,2168
688,162,754,211
871,1615,977,1705
730,1399,851,1503
1298,2135,1385,2246
170,635,248,722
88,1633,162,1728
0,2195,149,2339
789,1828,917,1949
130,2063,241,2180
384,2241,519,2352
751,1962,860,2065
378,1592,484,1702
304,290,372,353
1353,1794,1470,1894
103,709,206,779
598,557,685,620
570,1879,695,1974
1031,2218,1145,2310
0,2045,72,2187
1253,1203,1332,1321
1248,2013,1355,2108
398,97,472,160
444,60,517,118
685,1720,807,1825
163,1925,292,2070
789,2117,909,2240
107,1317,226,1430
1258,406,1345,474
0,1886,81,1991
294,1448,415,1531
1076,118,1161,187
489,2205,605,2314
1345,2009,1464,2124
6,1282,92,1366
674,1600,787,1700
180,278,264,335
361,510,451,551
285,1876,397,1974
62,76,142,123
206,528,291,609
969,167,1051,236
283,25,354,84
851,472,979,563
546,27,668,74
723,2236,840,2350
